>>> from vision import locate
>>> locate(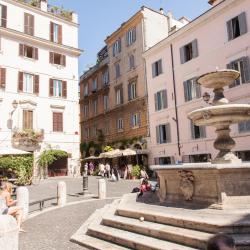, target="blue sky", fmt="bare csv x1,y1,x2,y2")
49,0,211,76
